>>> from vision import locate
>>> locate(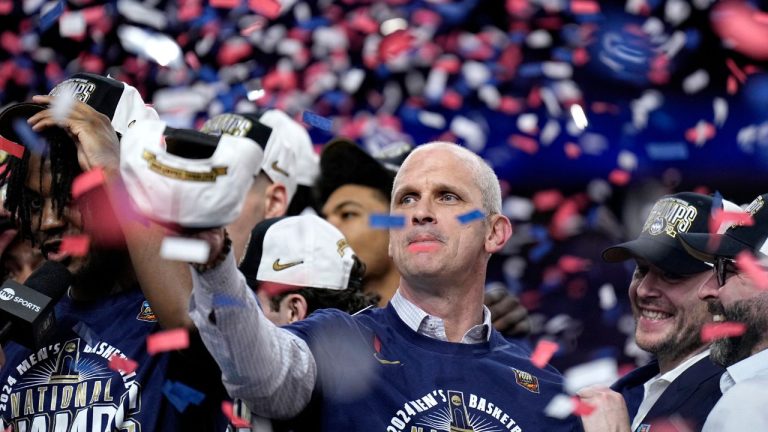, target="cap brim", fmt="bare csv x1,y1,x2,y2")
0,103,46,144
602,236,711,275
678,232,752,263
316,138,395,206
